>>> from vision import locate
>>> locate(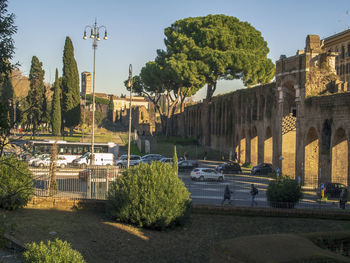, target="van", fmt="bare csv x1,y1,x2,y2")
72,152,114,168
